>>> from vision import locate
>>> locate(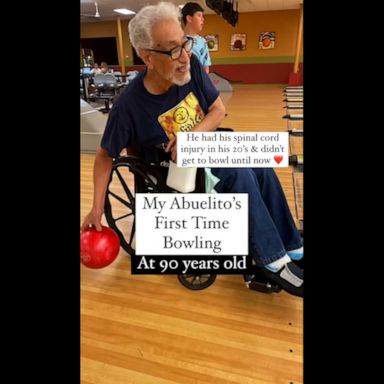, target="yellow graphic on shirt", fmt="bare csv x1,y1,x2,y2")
158,92,205,139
